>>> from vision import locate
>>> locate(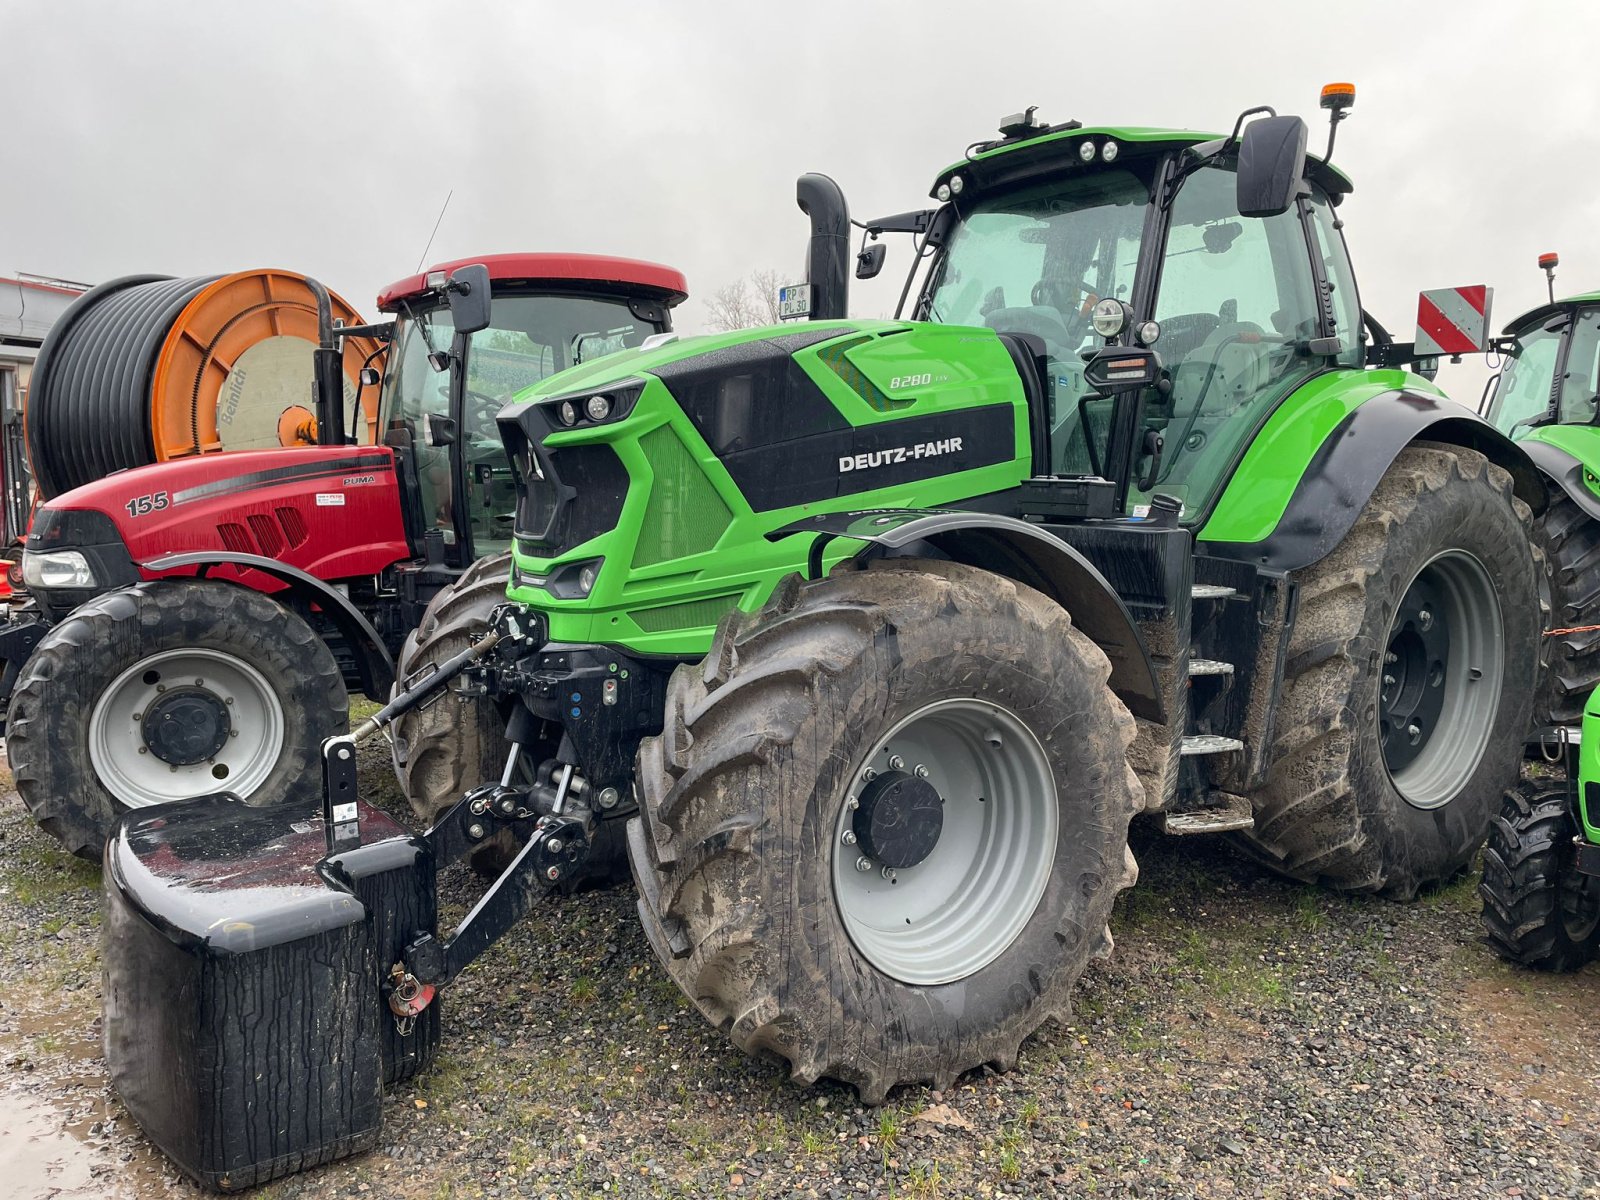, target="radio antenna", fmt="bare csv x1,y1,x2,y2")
415,190,454,272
